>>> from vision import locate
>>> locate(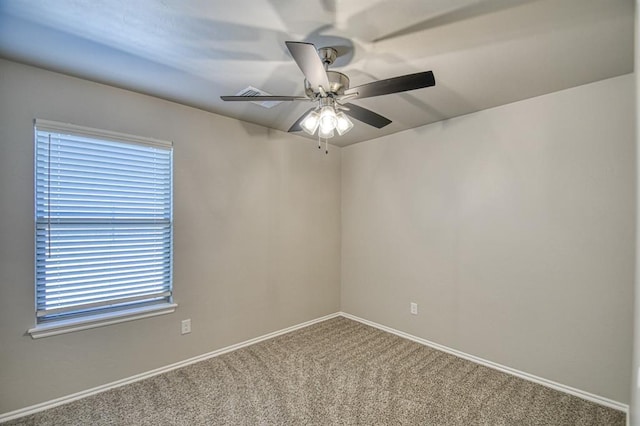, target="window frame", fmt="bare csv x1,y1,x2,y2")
28,119,176,339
